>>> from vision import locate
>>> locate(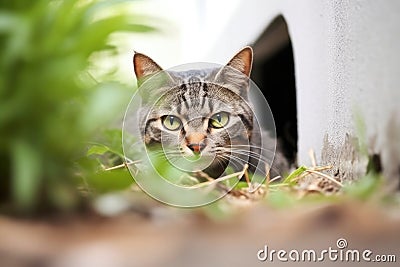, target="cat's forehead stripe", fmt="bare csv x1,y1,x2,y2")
143,67,253,134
